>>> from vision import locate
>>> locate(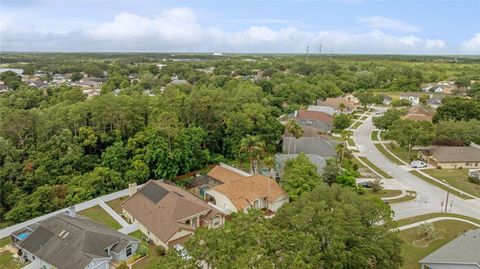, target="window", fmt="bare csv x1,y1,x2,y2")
126,245,132,257
253,199,260,209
